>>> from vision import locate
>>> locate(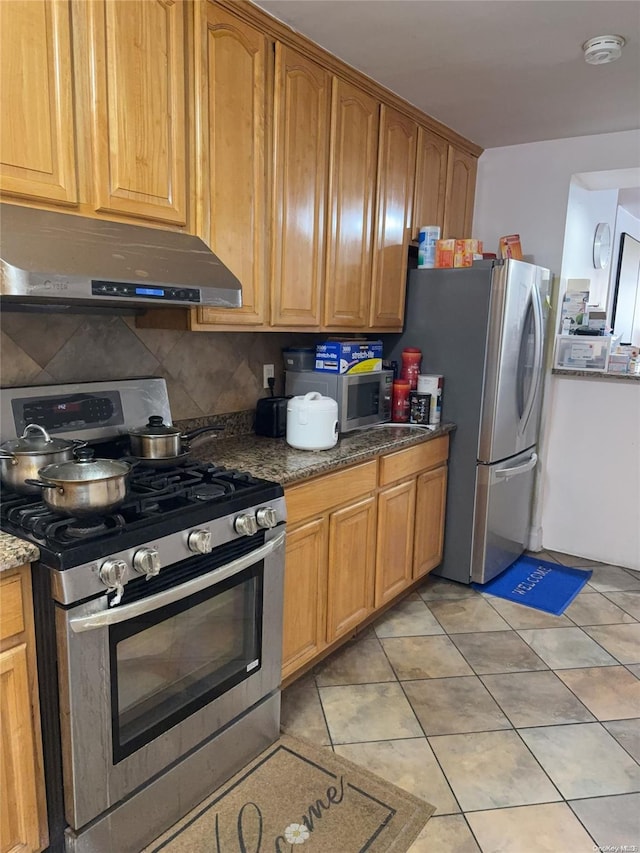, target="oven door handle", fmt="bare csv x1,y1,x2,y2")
68,530,286,633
